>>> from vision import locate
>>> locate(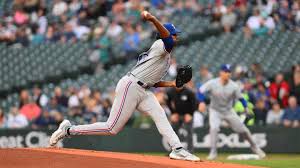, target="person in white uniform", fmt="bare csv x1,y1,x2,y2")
198,64,266,160
49,11,200,162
